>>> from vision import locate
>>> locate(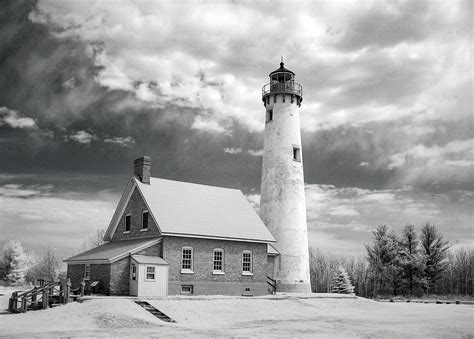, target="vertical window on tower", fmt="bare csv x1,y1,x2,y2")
293,146,301,162
124,214,131,232
266,107,273,122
